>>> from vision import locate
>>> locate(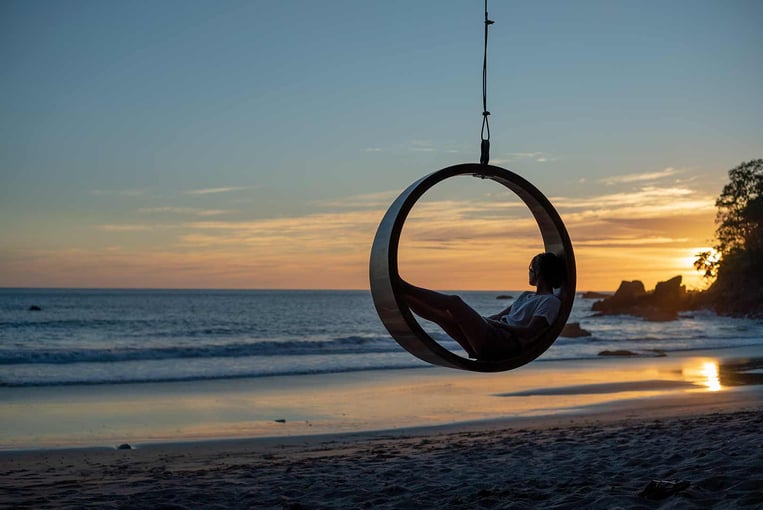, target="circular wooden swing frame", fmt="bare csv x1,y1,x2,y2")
369,163,576,372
